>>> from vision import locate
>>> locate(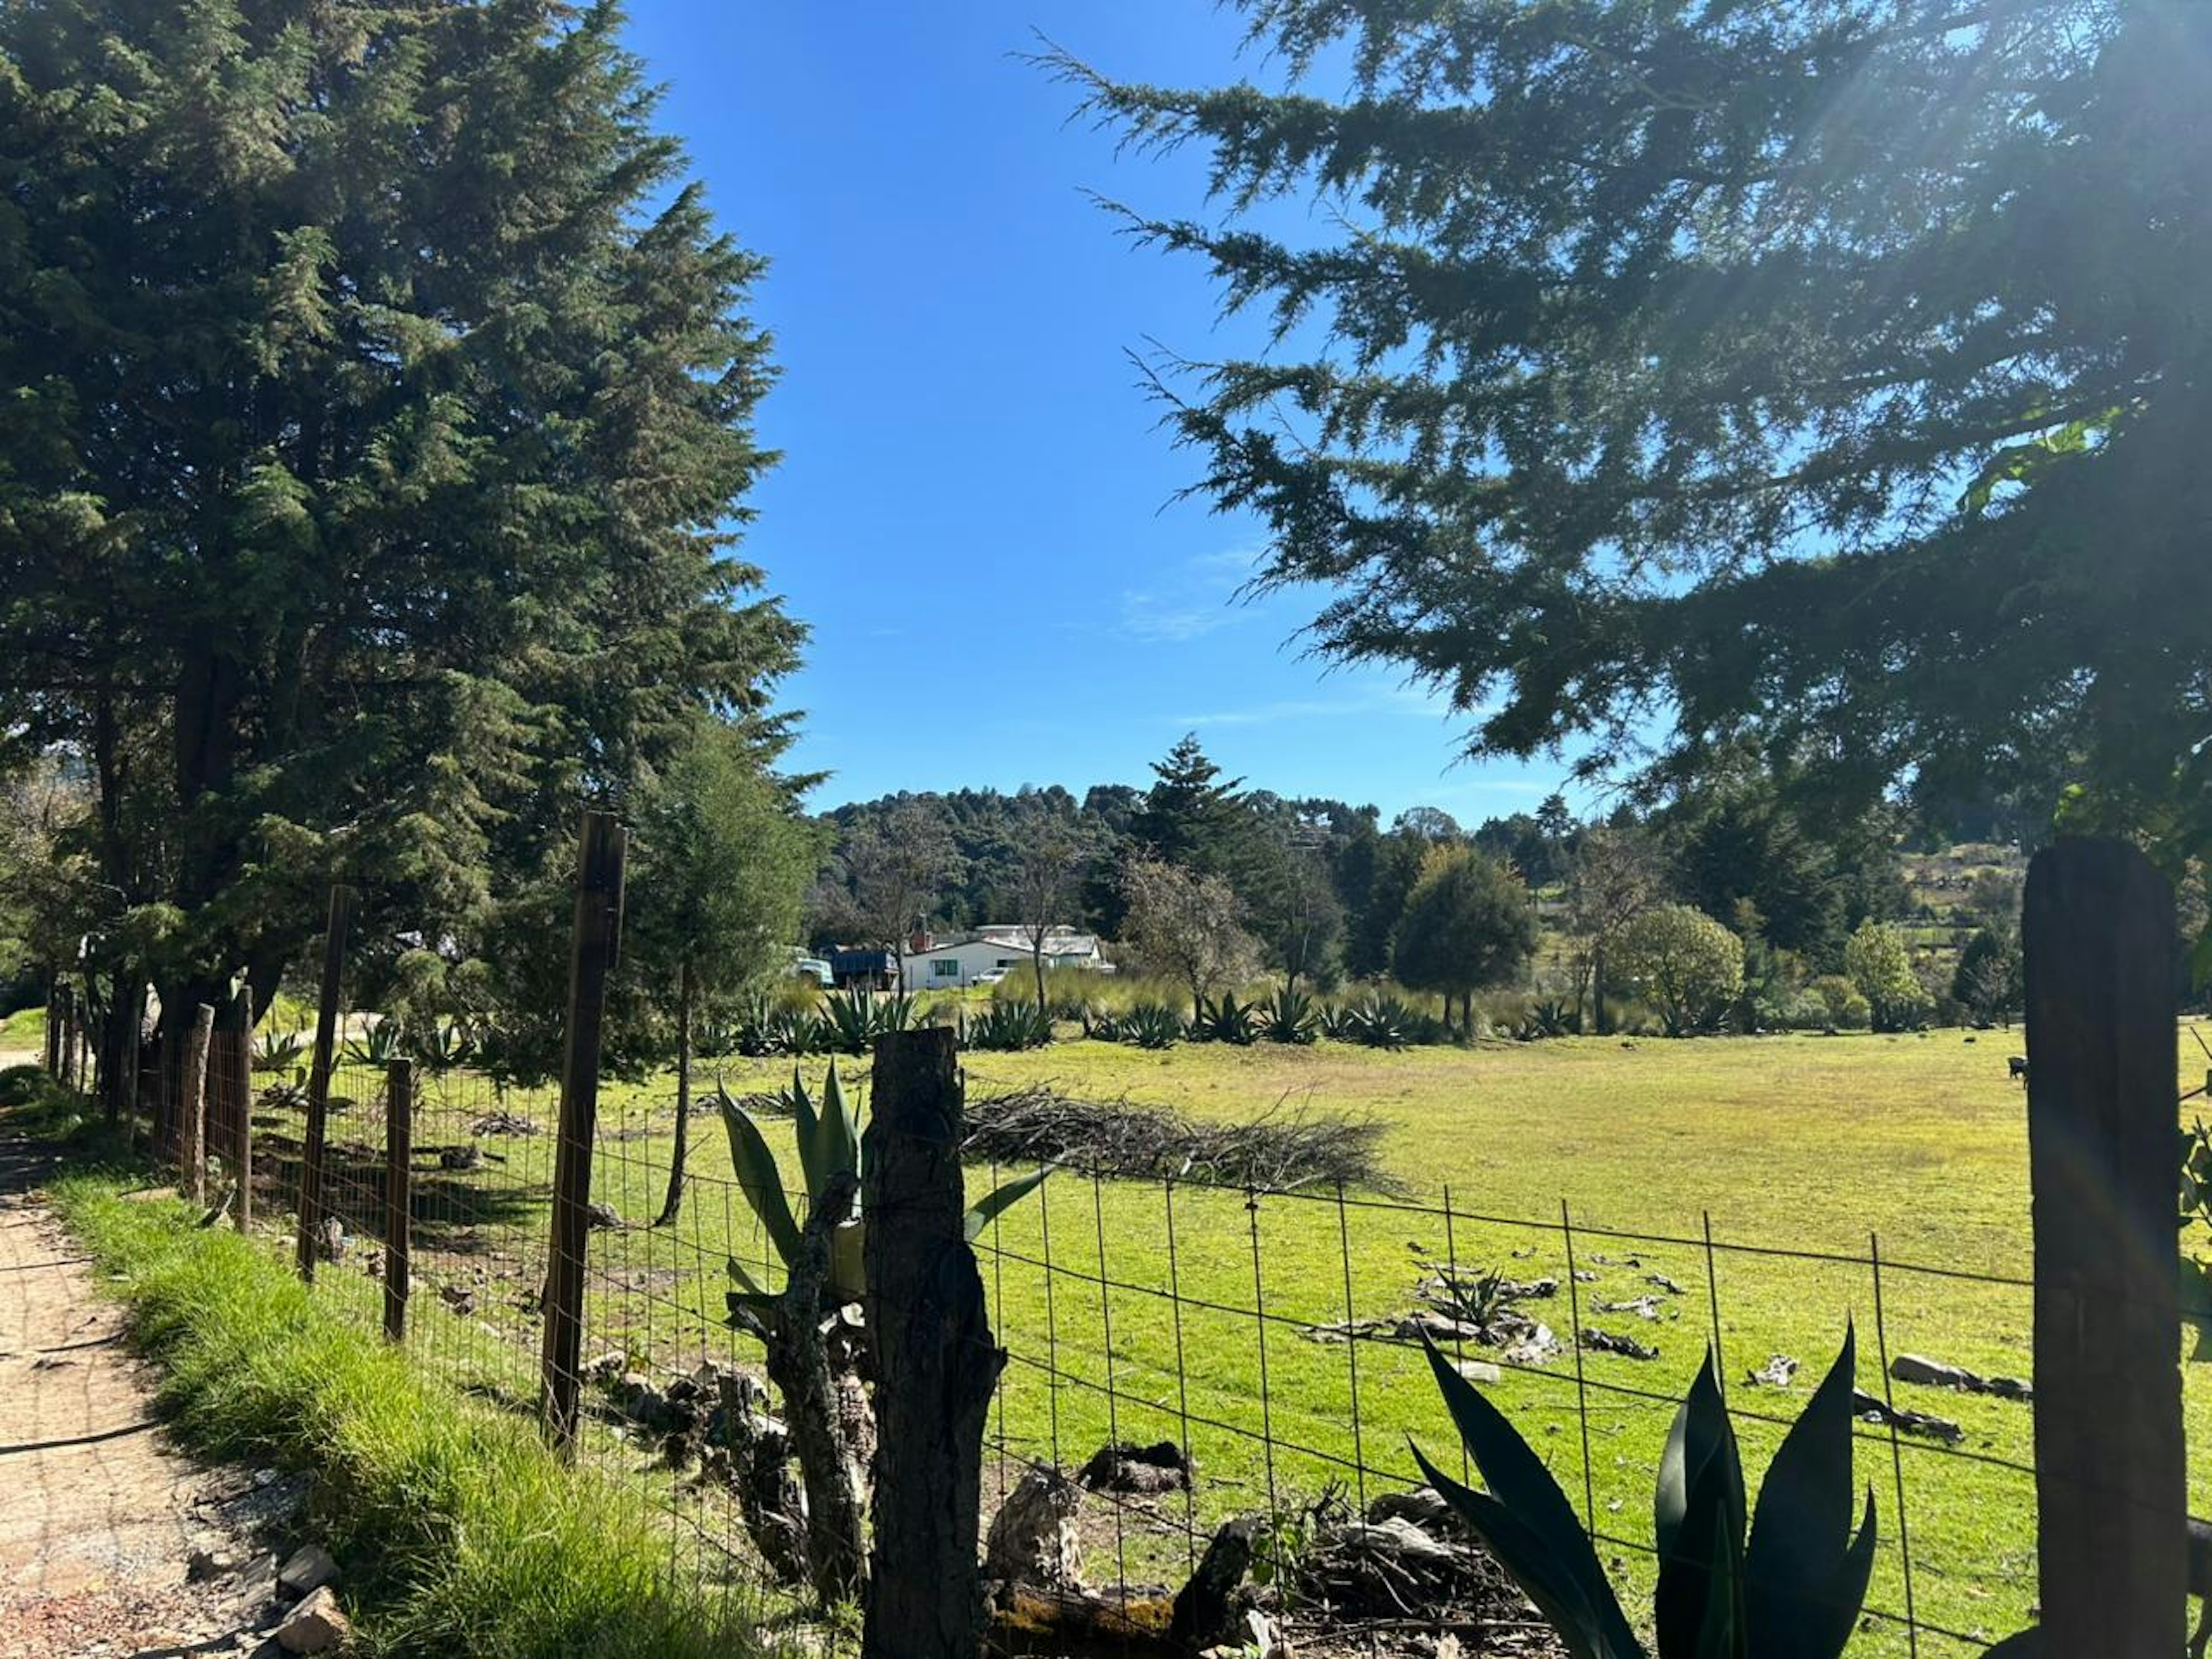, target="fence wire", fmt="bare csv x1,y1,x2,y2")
80,1014,2212,1659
